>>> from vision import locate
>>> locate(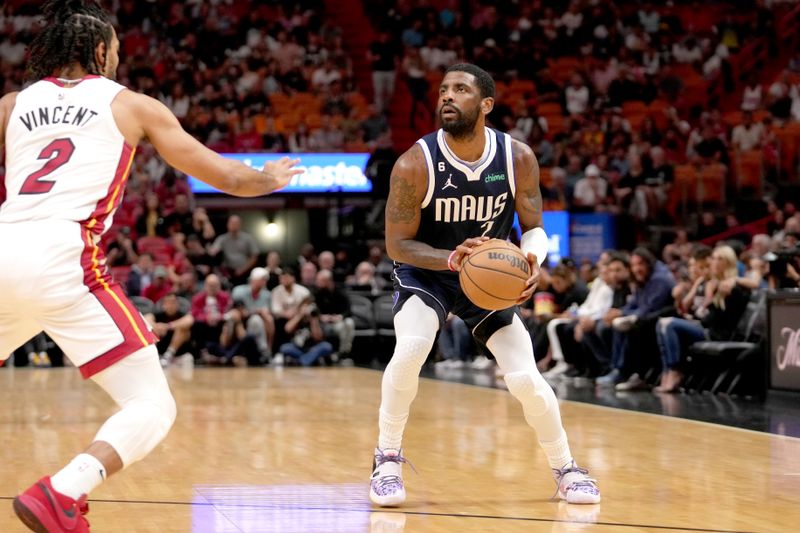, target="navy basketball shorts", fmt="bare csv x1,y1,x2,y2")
392,264,522,345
